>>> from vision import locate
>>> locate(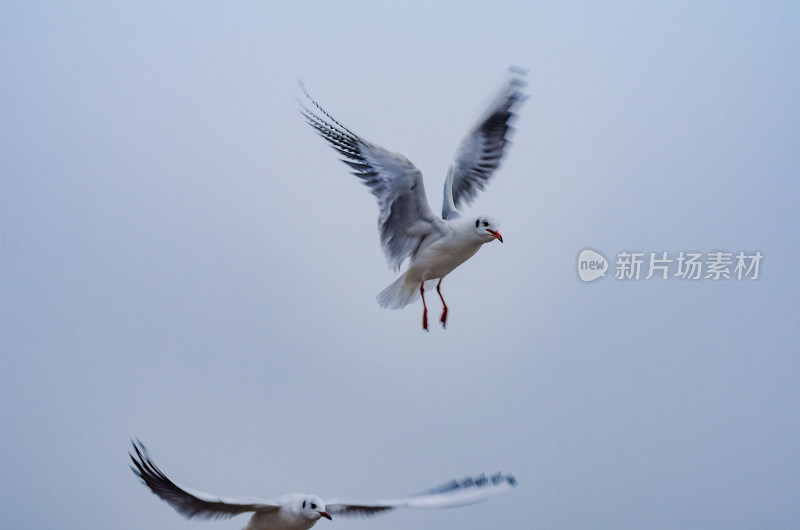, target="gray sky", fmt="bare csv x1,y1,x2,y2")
2,1,799,528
